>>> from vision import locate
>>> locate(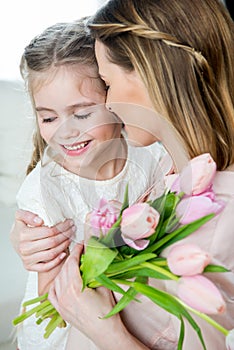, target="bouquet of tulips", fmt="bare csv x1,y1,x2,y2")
13,153,234,349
